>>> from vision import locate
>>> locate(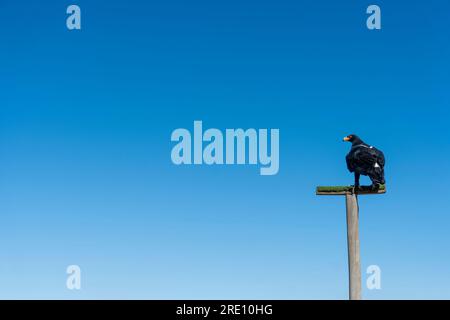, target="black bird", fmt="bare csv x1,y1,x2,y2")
343,134,385,190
